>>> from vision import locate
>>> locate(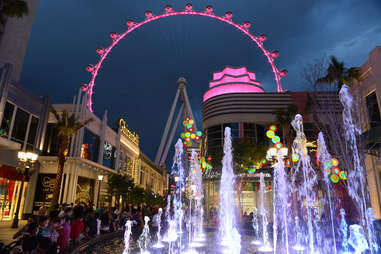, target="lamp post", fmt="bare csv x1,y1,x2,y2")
97,175,103,208
11,152,38,228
